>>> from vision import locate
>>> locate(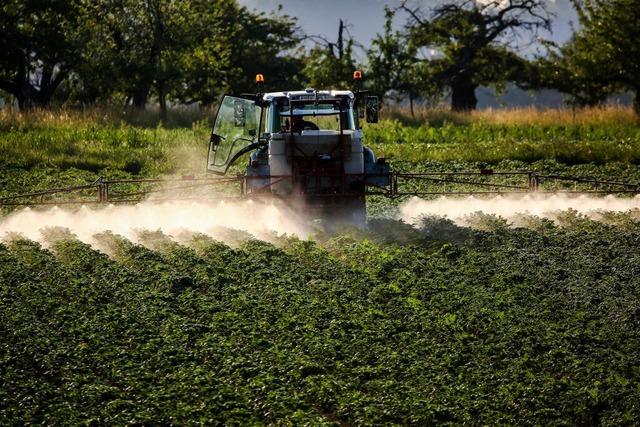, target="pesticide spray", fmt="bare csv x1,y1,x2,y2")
0,199,313,247
399,194,640,226
2,193,640,247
